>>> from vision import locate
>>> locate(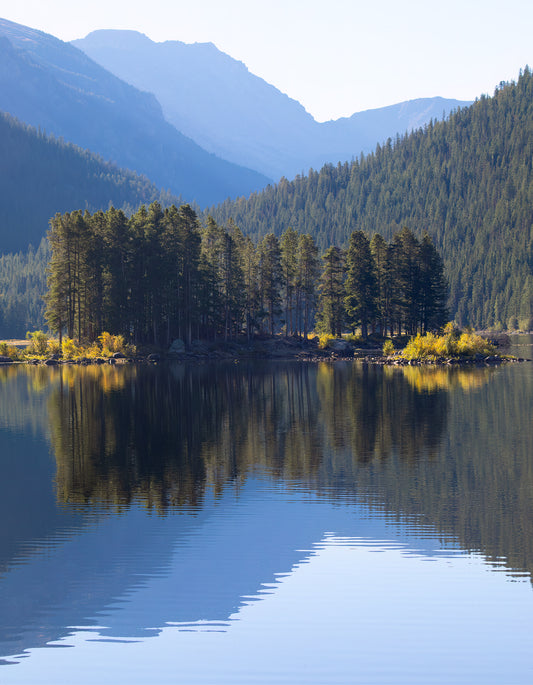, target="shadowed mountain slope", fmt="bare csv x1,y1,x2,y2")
0,110,175,253
0,19,270,206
